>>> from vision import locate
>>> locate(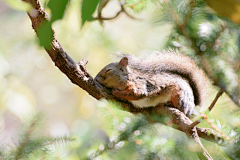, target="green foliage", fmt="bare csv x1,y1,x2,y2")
47,0,69,23
37,21,53,49
36,0,69,48
162,0,240,106
126,0,156,13
2,0,240,159
81,101,234,160
76,0,240,159
0,113,74,160
81,0,100,26
225,127,240,160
